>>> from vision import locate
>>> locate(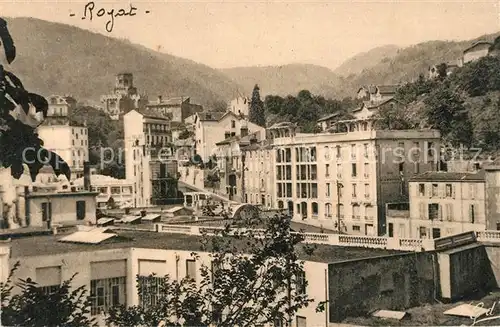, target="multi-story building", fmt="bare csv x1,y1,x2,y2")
266,120,441,236
214,126,268,203
387,171,489,239
146,96,203,123
124,110,178,207
193,111,265,162
100,73,148,120
229,96,250,117
37,95,88,180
